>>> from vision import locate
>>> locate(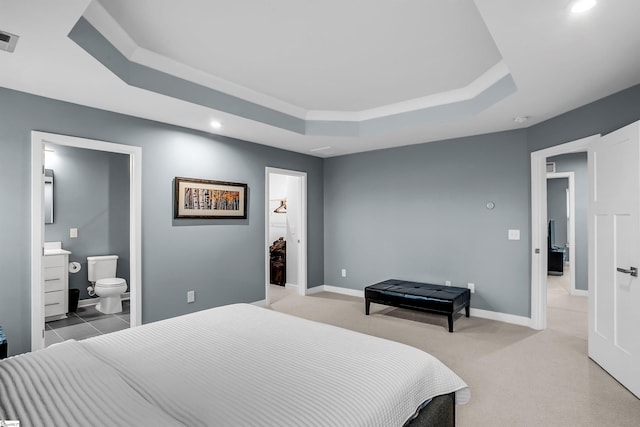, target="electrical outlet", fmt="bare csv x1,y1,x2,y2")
69,228,78,238
341,268,347,278
467,283,475,293
187,290,195,303
445,280,452,287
